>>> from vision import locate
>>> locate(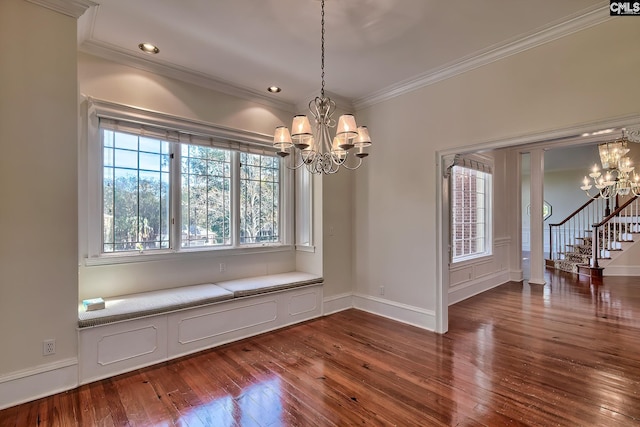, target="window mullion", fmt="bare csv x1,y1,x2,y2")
231,151,240,247
170,143,182,251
